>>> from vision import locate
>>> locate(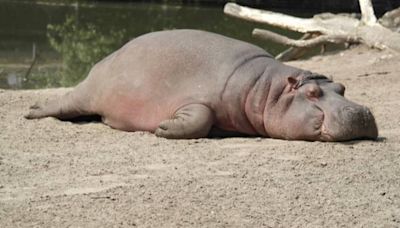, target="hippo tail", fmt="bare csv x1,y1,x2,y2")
24,81,94,120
